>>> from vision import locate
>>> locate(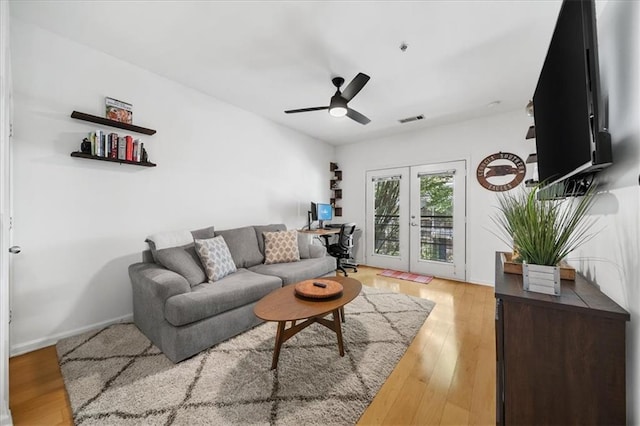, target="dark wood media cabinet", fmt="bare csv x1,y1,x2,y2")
494,252,629,425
